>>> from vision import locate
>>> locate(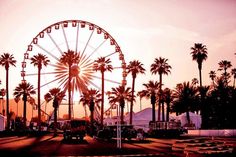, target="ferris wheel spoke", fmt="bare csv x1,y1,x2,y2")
75,24,80,52
25,71,63,76
35,44,59,61
81,29,95,62
112,67,122,69
47,63,63,68
80,39,107,66
47,33,64,55
91,75,121,85
34,77,63,90
81,60,94,69
58,75,69,88
104,51,118,58
62,25,69,50
87,79,101,90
